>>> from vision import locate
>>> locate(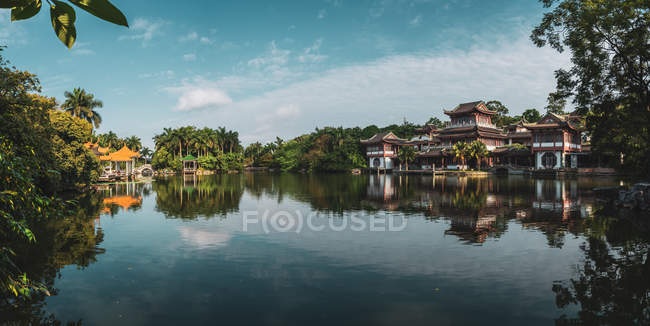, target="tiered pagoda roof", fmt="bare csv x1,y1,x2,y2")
439,125,507,139
443,101,497,116
99,145,141,162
